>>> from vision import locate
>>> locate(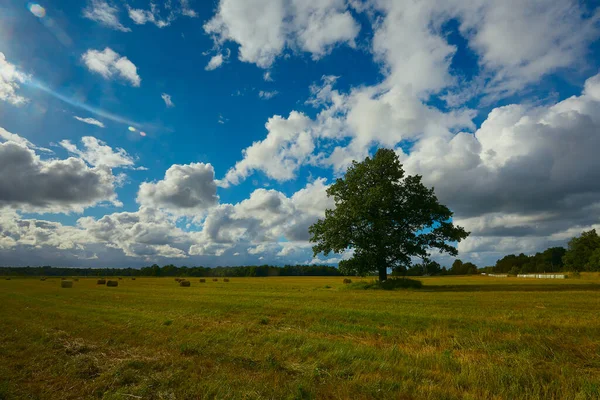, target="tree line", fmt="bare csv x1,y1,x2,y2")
0,264,342,277
479,229,600,274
